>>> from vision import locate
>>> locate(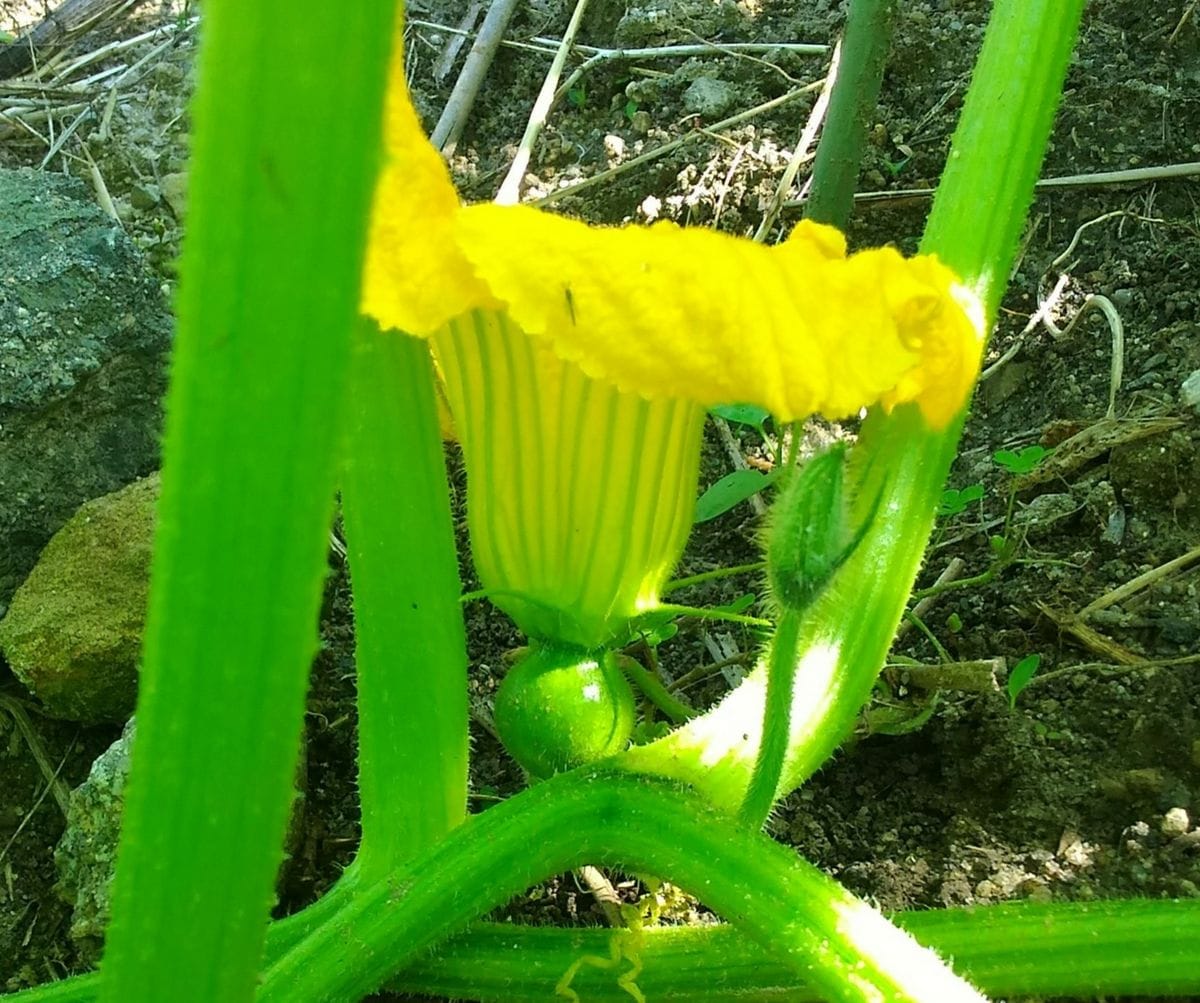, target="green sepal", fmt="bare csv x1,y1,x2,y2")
766,445,878,615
